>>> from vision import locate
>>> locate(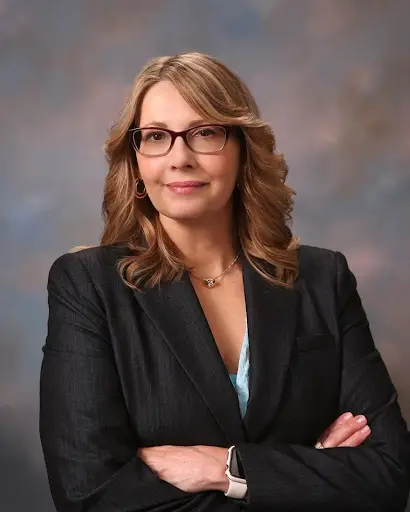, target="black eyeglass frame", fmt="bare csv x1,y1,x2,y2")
128,124,235,157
